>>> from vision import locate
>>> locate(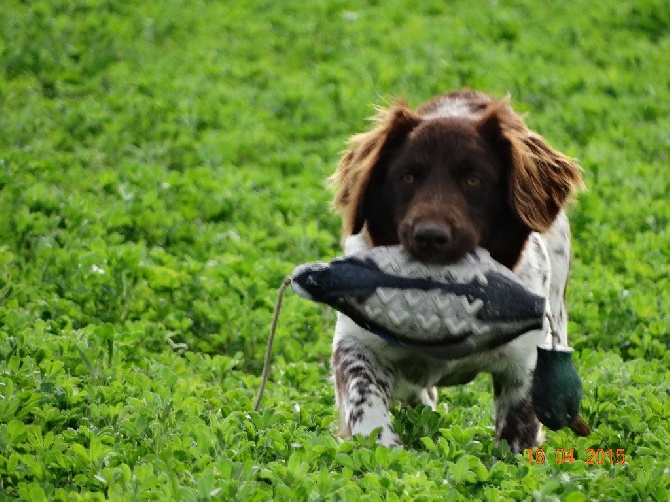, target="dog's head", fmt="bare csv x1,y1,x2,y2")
332,94,582,269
